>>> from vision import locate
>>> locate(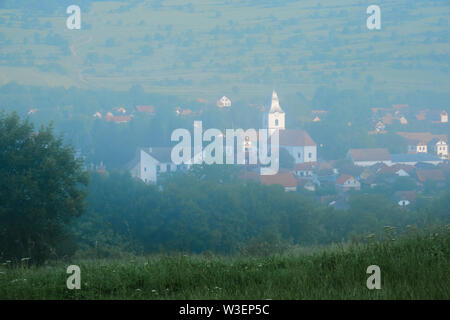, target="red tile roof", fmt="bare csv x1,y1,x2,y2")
397,132,448,144
113,115,132,123
335,174,355,185
136,105,155,113
416,169,445,182
349,148,391,162
279,130,316,147
260,172,297,188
